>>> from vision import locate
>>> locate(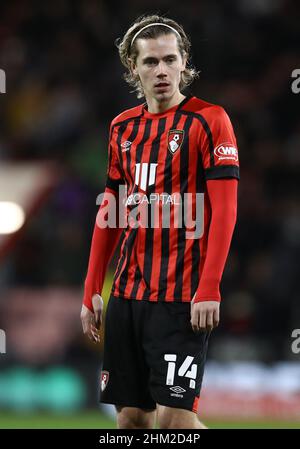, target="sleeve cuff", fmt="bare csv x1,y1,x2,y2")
205,165,240,180
105,176,124,192
193,296,221,303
